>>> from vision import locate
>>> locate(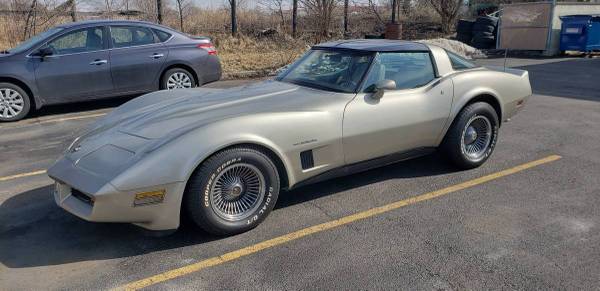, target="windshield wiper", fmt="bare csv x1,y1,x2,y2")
284,79,347,93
